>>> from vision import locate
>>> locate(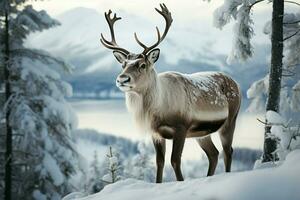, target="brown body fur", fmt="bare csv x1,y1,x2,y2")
125,70,241,182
